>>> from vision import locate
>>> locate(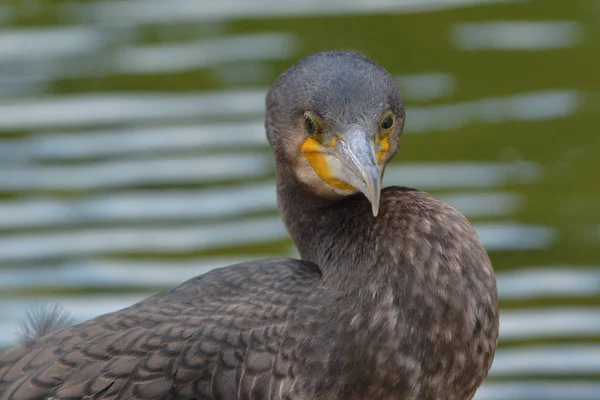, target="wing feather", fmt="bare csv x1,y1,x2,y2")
0,259,320,400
